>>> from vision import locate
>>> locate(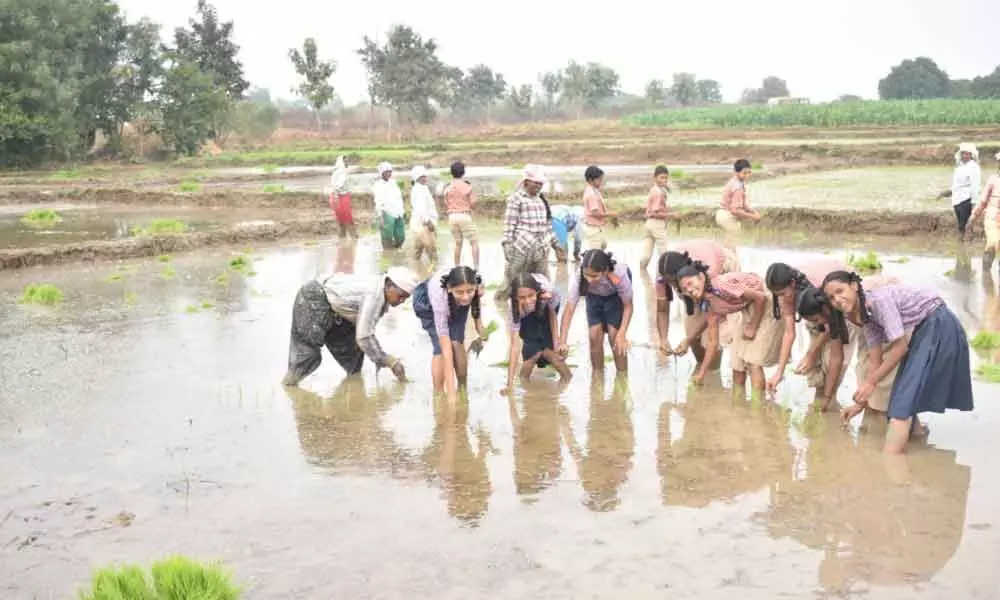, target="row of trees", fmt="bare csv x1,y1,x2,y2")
879,57,1000,100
